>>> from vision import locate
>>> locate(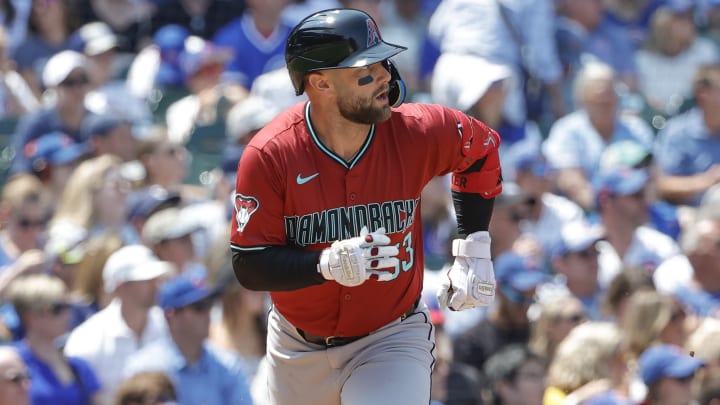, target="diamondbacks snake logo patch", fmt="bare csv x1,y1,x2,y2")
234,194,259,232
